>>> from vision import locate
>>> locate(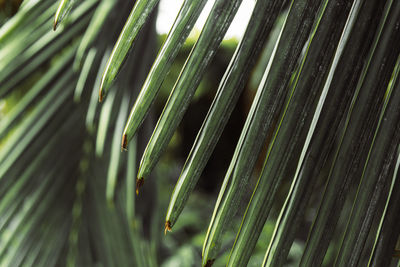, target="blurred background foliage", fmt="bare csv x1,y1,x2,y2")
1,0,400,267
0,1,279,266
